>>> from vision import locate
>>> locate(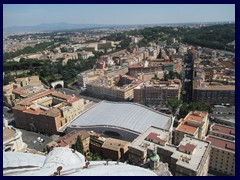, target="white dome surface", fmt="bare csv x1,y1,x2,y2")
68,161,157,176
43,147,85,168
